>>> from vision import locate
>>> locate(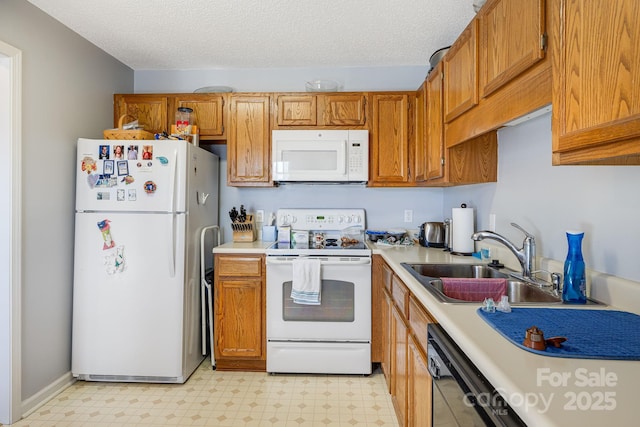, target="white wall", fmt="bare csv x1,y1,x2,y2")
0,0,134,412
135,66,429,93
445,113,640,283
207,145,445,240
